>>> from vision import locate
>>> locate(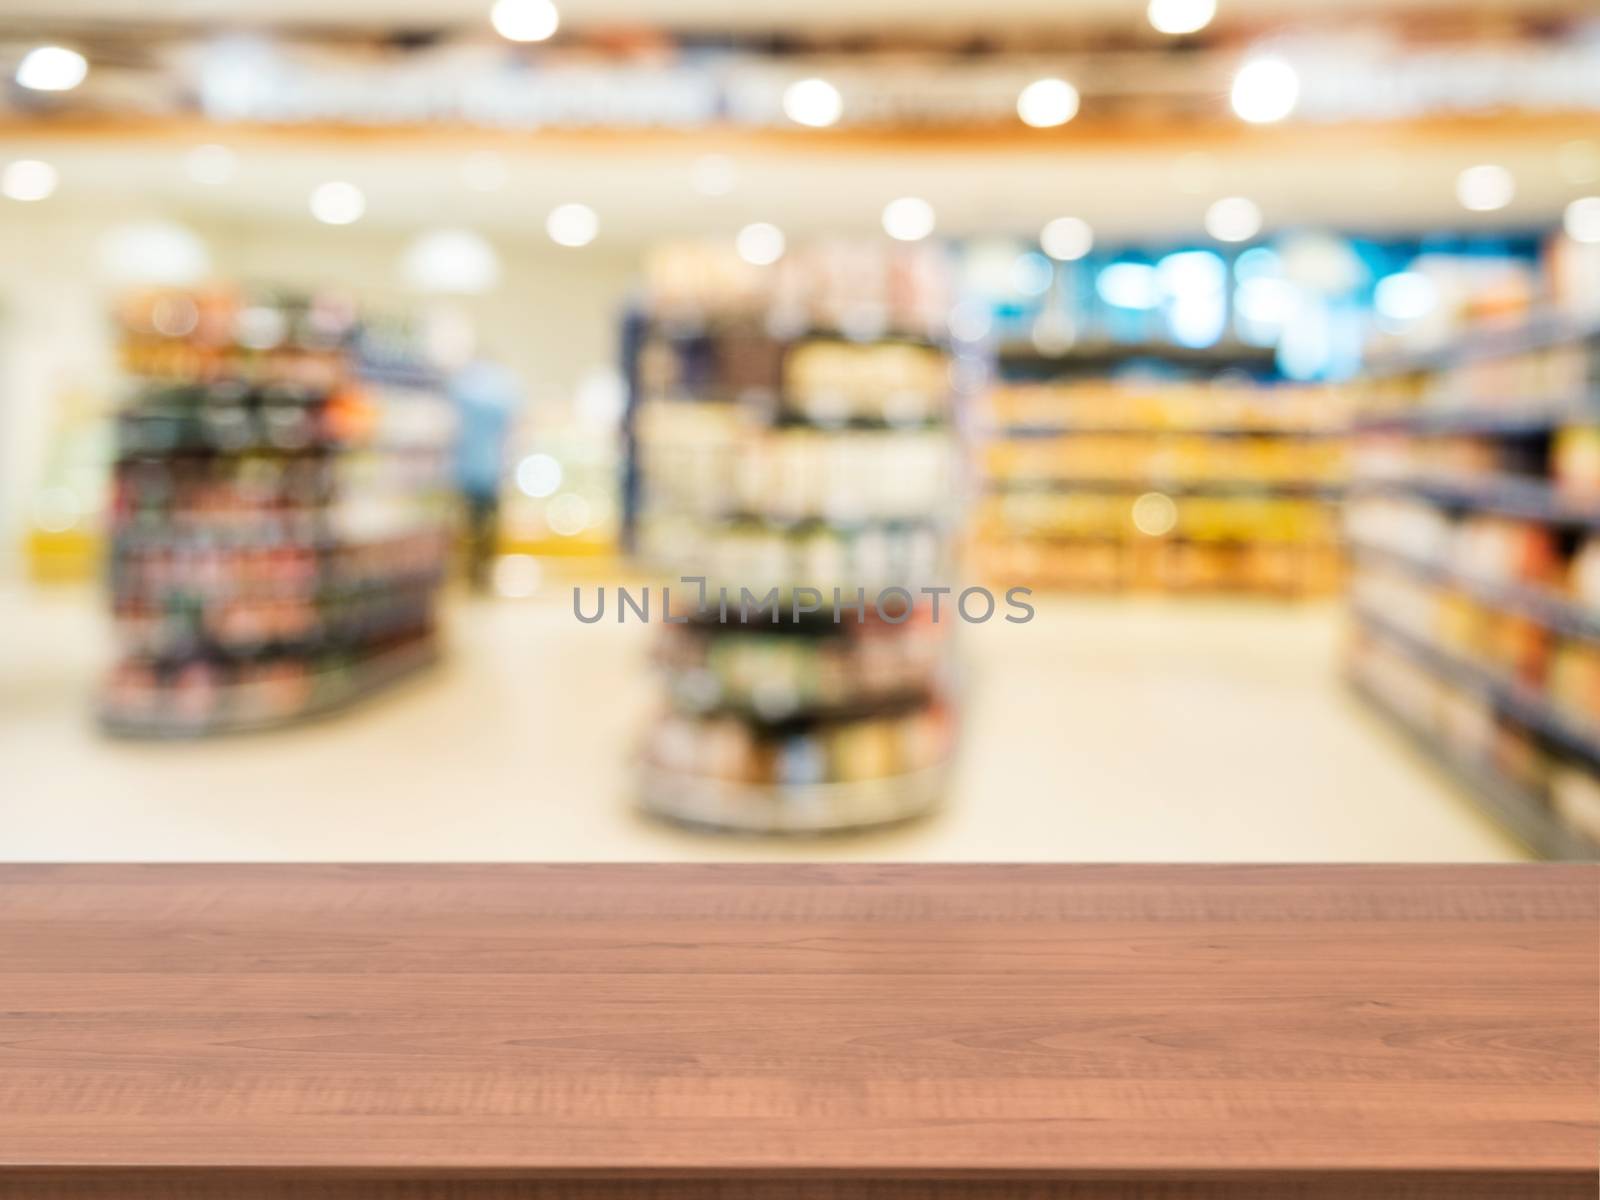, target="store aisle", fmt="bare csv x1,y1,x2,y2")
0,585,1521,861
